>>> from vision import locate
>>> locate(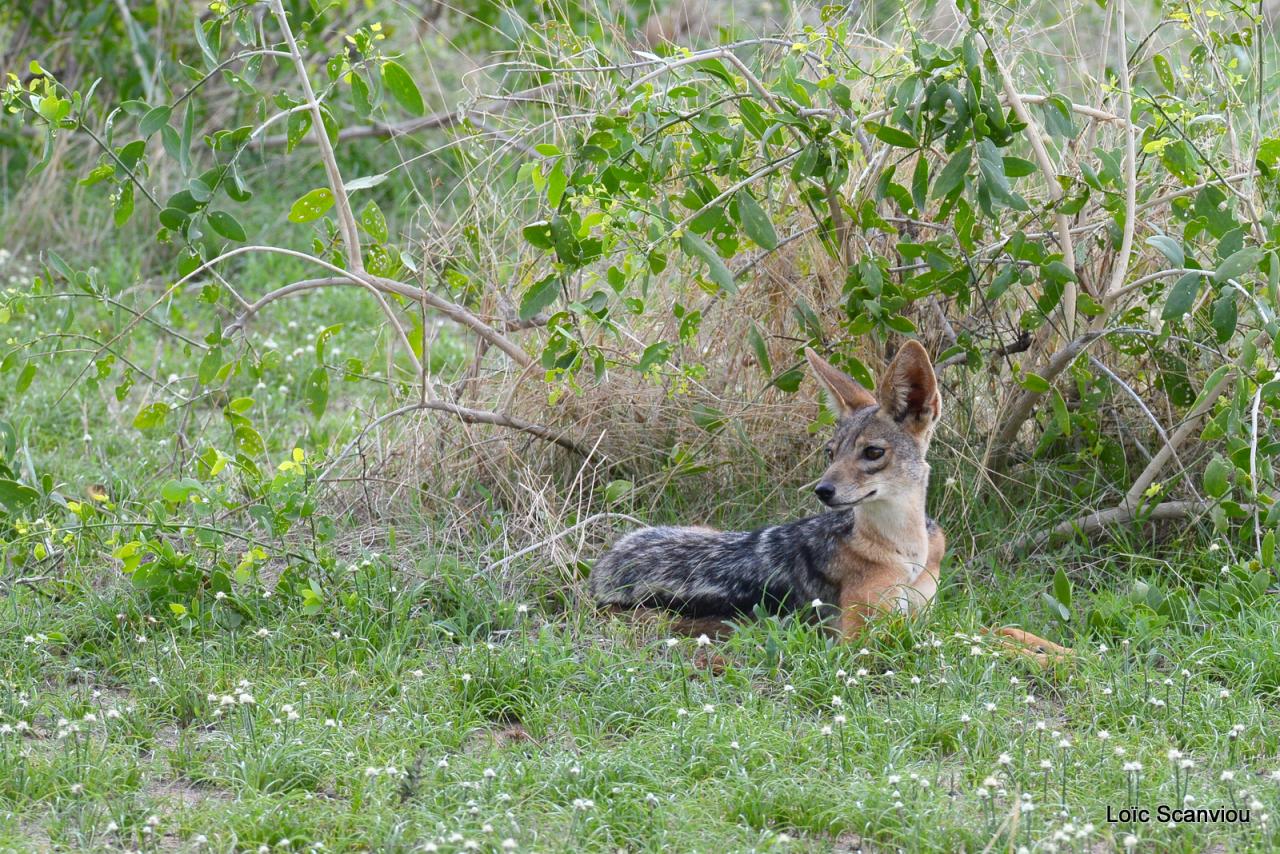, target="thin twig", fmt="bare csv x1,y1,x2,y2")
1009,500,1234,553
317,402,608,484
226,266,531,368
980,33,1077,334
483,512,647,574
1123,368,1237,510
1101,0,1137,303
269,0,363,271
